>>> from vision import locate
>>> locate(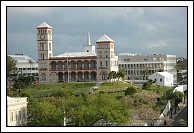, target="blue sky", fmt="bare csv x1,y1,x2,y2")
7,6,188,61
